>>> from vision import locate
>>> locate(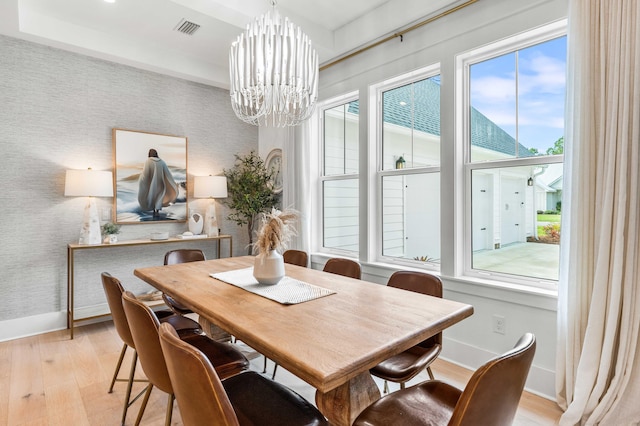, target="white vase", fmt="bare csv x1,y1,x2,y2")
253,250,285,285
